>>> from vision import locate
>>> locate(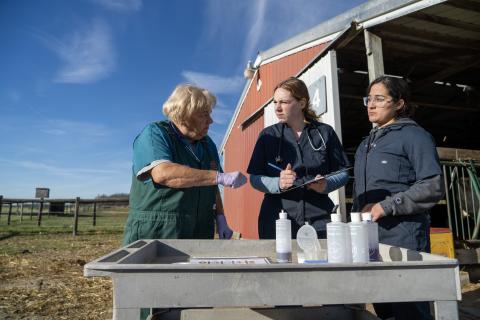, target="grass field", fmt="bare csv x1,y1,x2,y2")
0,204,128,236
